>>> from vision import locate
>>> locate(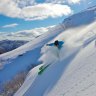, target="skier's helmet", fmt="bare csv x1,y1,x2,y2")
54,40,59,46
